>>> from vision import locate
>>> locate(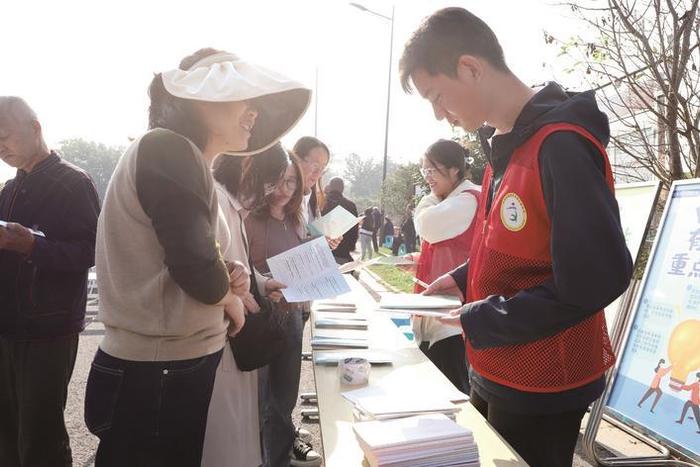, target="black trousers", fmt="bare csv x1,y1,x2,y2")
419,335,470,394
85,348,222,467
470,389,586,467
0,334,79,467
